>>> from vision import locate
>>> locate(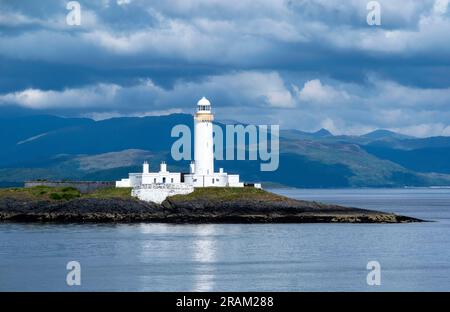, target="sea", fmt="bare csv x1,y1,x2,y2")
0,188,449,291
